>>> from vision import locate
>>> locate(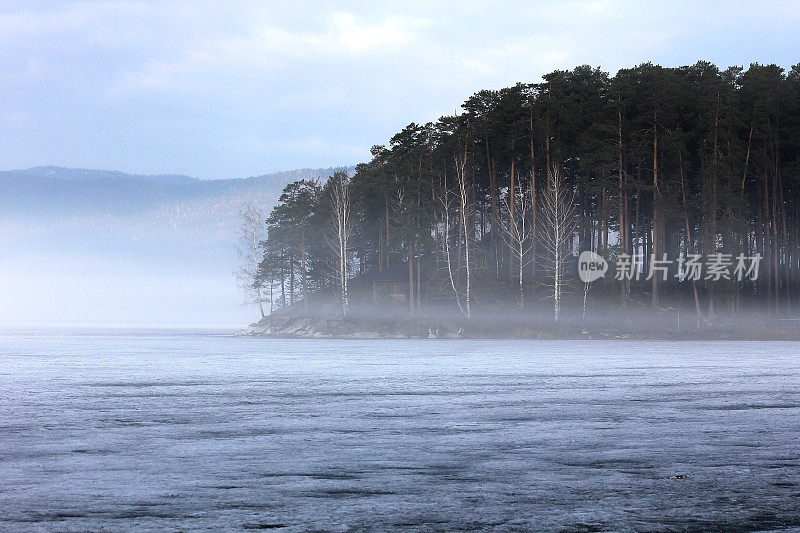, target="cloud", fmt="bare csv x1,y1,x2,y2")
116,10,431,95
1,1,798,178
